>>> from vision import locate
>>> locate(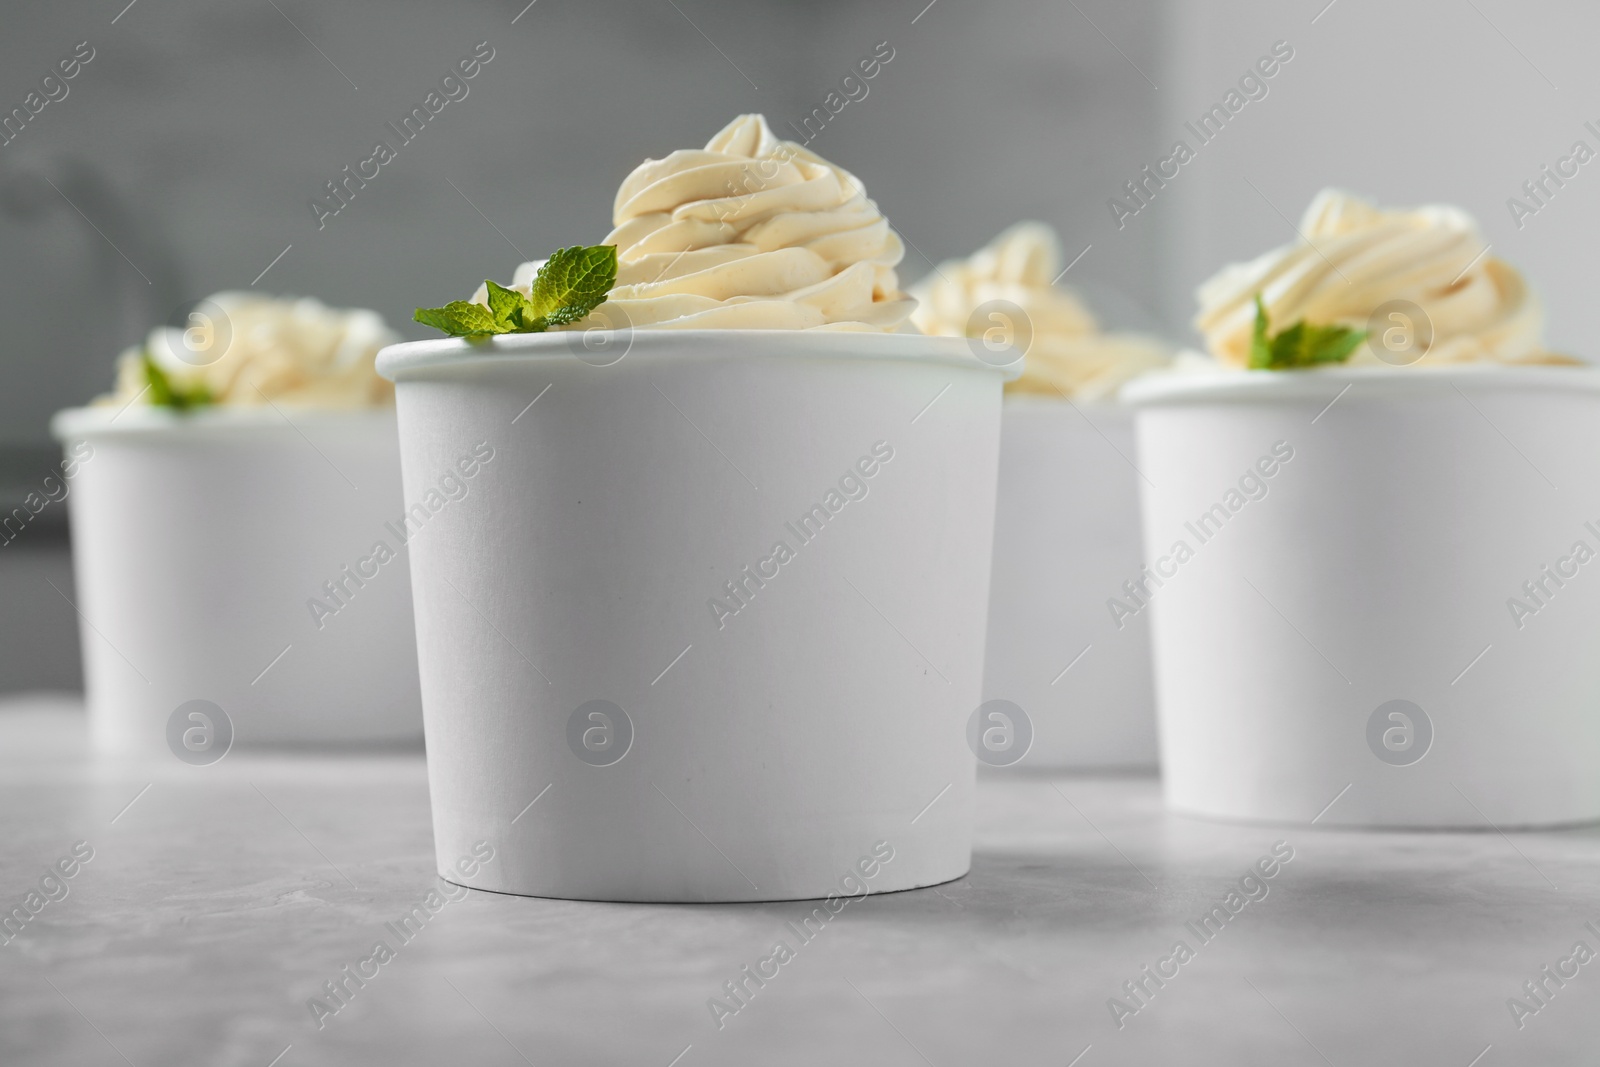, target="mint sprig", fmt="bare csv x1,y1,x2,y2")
532,246,616,327
142,350,212,410
1249,293,1366,370
414,299,499,338
414,245,618,339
